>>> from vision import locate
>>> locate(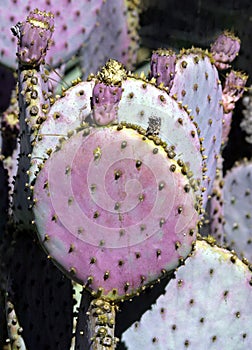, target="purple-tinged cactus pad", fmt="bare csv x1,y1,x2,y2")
30,80,94,181
150,49,176,90
241,88,252,144
222,70,248,113
91,59,127,126
122,238,252,349
221,111,233,146
1,1,140,72
118,76,203,198
169,49,223,208
209,155,225,244
33,125,199,300
210,31,240,70
222,159,252,261
15,9,54,67
30,74,203,192
80,0,140,77
92,82,122,125
1,1,103,68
